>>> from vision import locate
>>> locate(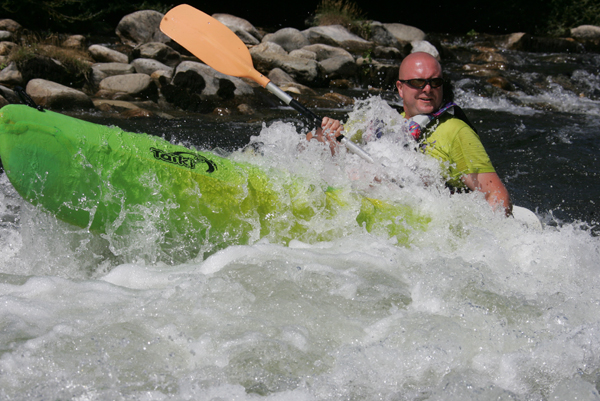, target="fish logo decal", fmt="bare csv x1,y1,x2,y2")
150,148,217,173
